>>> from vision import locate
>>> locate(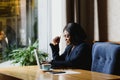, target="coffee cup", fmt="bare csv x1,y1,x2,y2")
41,64,51,71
